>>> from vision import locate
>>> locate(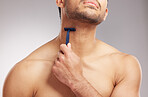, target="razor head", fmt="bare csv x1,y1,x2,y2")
64,28,76,31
